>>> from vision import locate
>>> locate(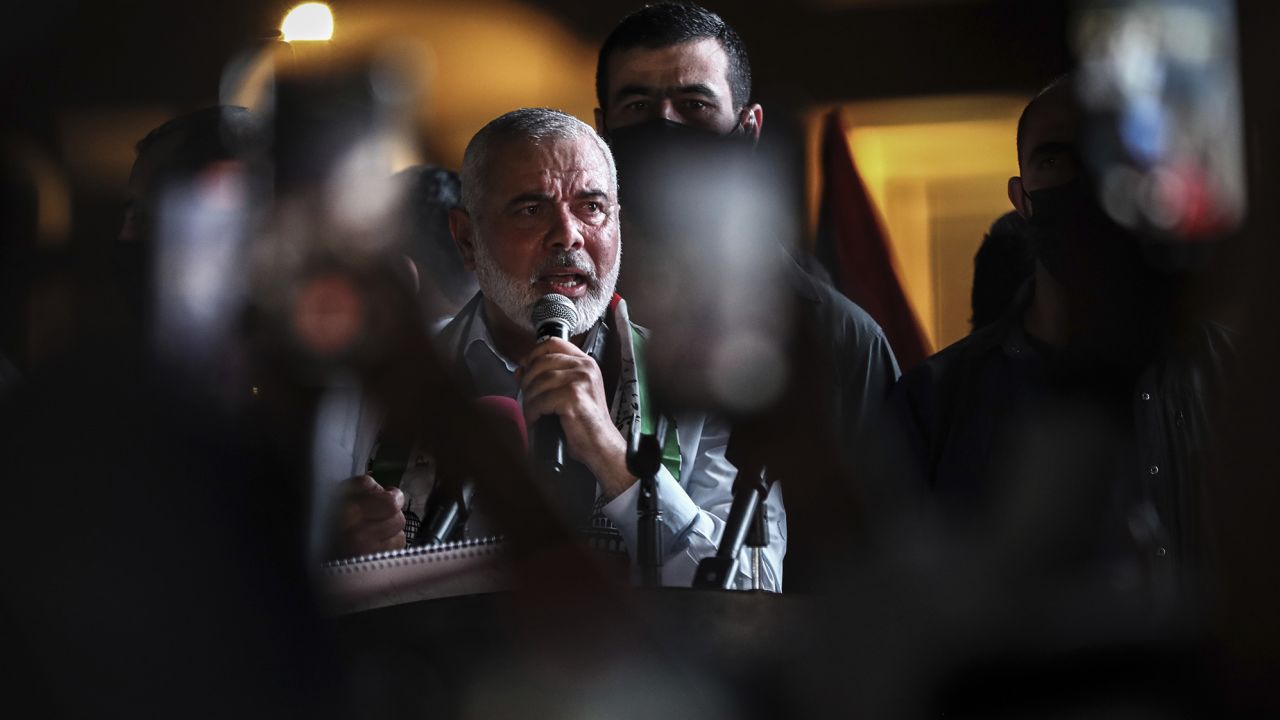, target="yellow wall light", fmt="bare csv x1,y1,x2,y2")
282,3,334,42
